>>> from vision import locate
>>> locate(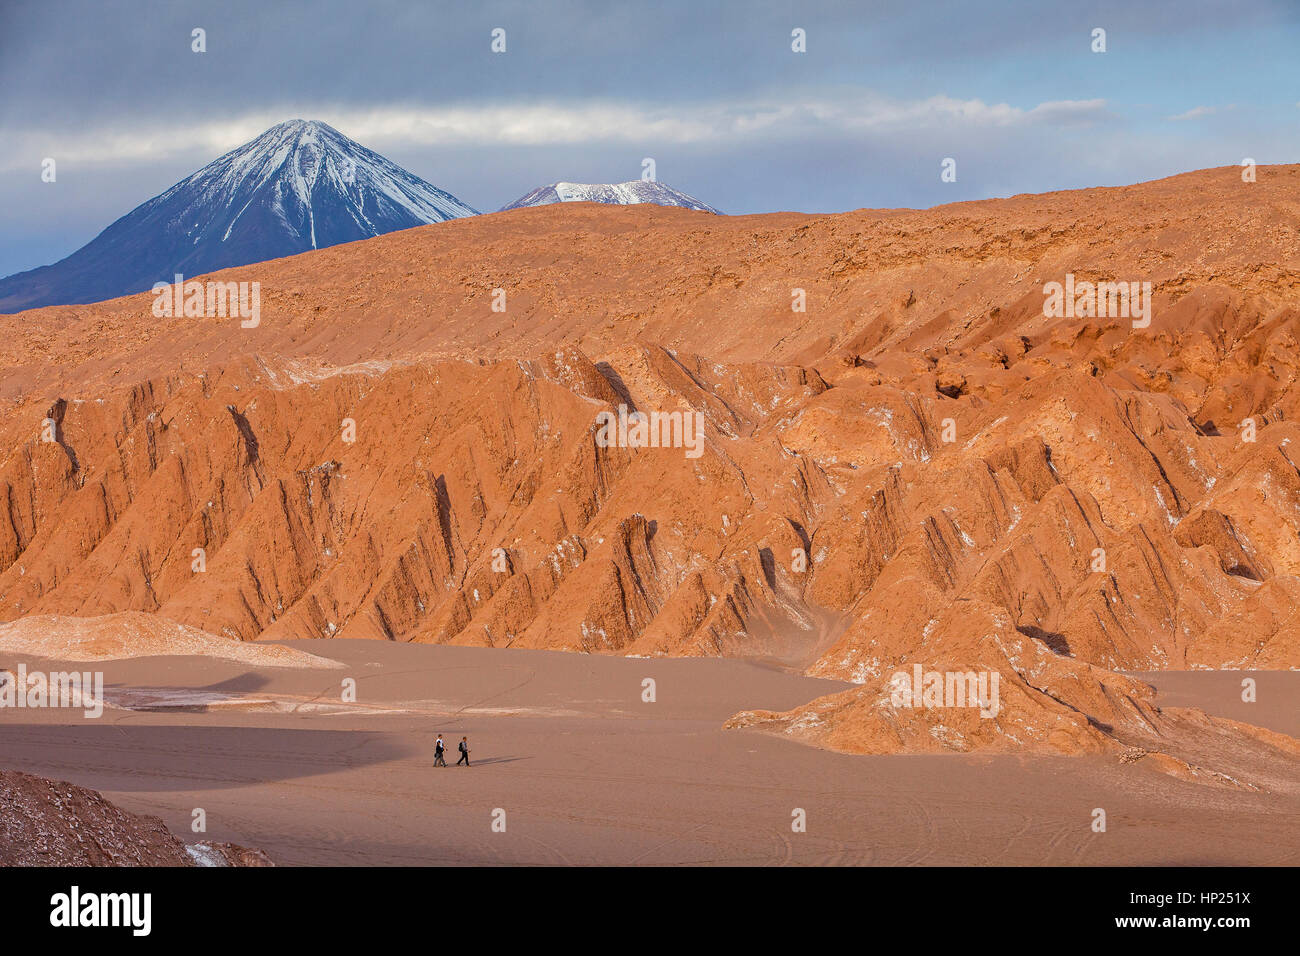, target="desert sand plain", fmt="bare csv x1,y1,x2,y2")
1,638,1296,865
